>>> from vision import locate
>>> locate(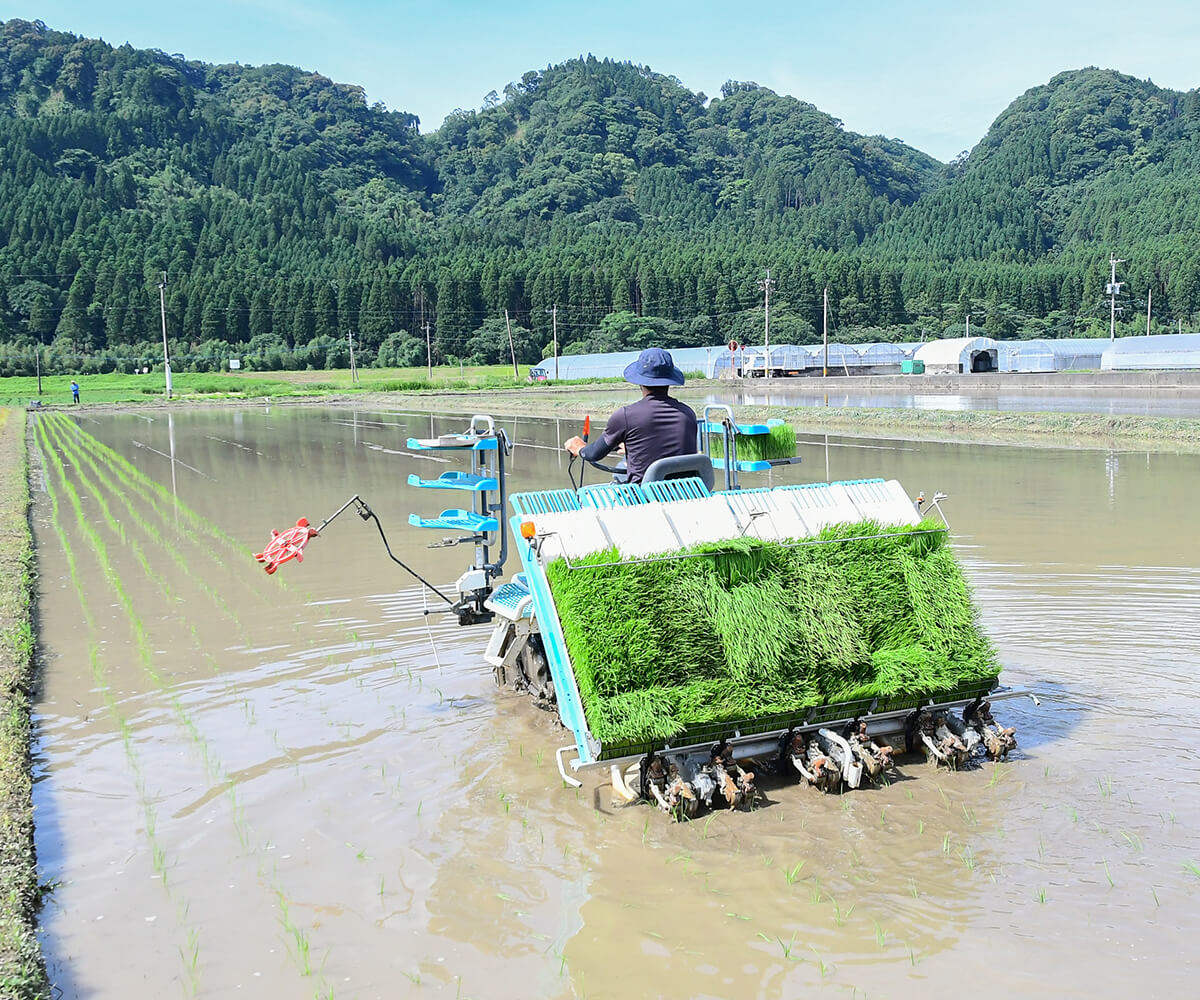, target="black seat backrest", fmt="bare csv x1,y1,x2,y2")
641,453,715,491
